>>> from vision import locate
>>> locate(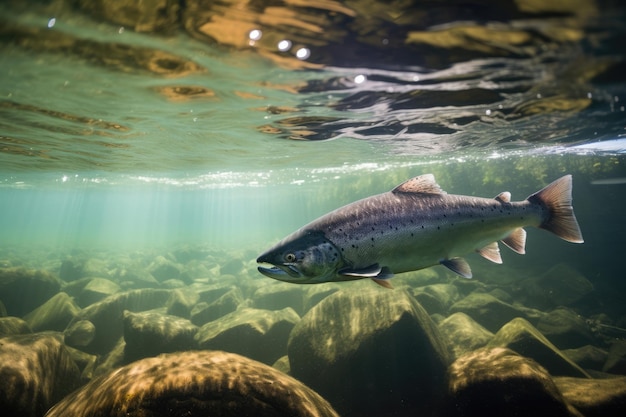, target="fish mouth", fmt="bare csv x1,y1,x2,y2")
257,263,303,280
